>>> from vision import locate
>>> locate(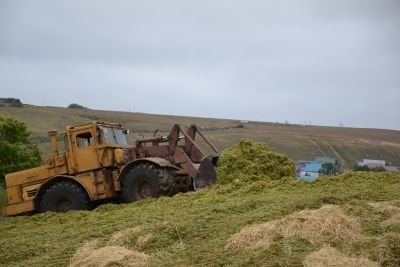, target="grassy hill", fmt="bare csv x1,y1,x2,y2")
0,172,399,266
1,104,400,168
0,111,399,266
